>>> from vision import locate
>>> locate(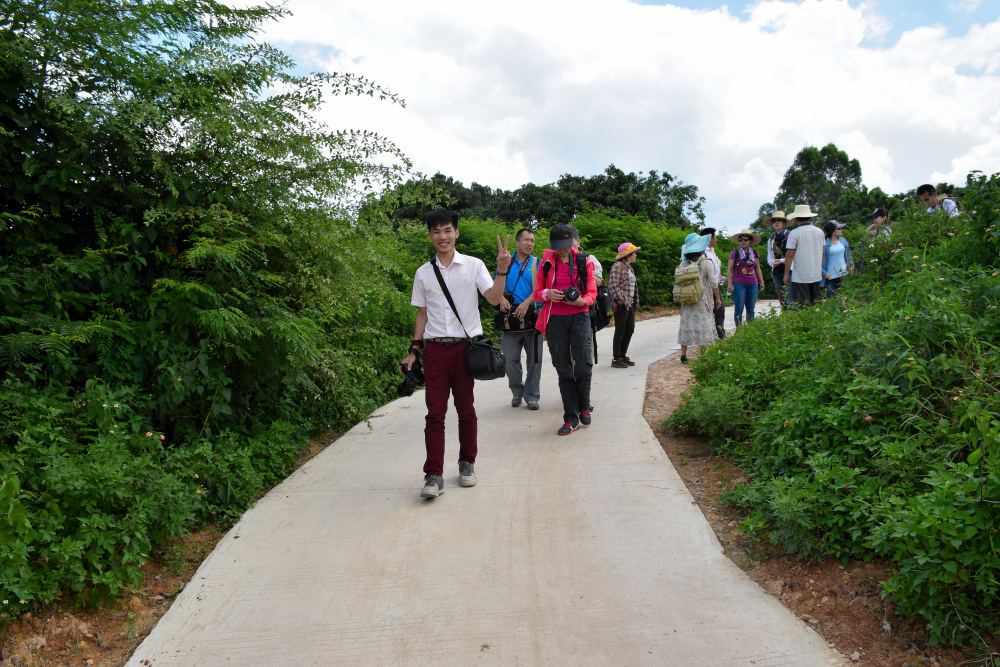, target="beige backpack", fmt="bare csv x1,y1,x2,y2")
673,258,708,305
